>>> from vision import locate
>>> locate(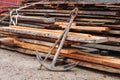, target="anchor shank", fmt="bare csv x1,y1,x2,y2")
50,9,78,67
